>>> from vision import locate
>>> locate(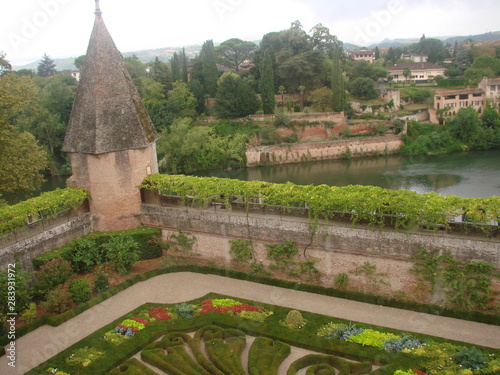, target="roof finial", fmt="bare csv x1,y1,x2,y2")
95,0,102,16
